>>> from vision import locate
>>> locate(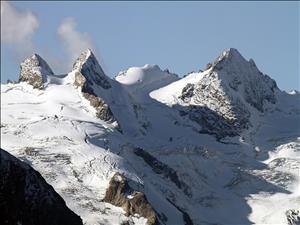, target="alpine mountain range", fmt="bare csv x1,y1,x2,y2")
1,48,299,225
